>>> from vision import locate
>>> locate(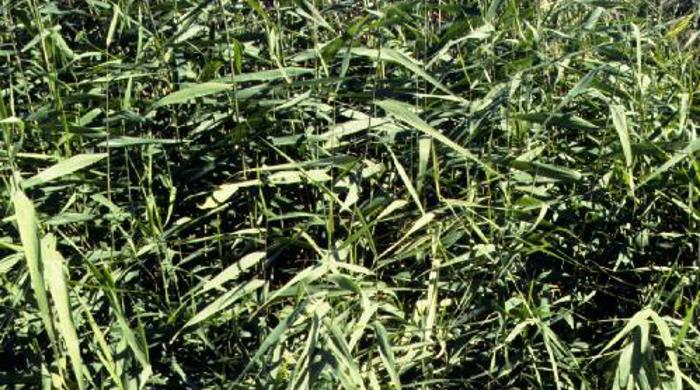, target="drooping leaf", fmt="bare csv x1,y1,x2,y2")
641,138,700,185
11,190,56,343
42,234,85,390
22,153,107,189
373,321,401,388
377,99,496,174
198,252,265,295
611,105,633,168
96,137,180,148
351,48,461,100
152,82,231,108
516,112,599,131
185,279,265,328
200,180,261,209
511,160,583,182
